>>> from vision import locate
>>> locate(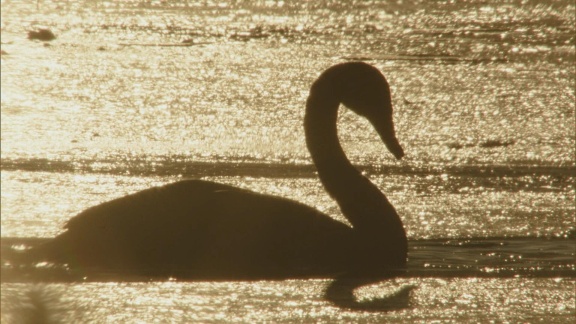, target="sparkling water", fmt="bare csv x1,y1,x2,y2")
1,0,574,322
